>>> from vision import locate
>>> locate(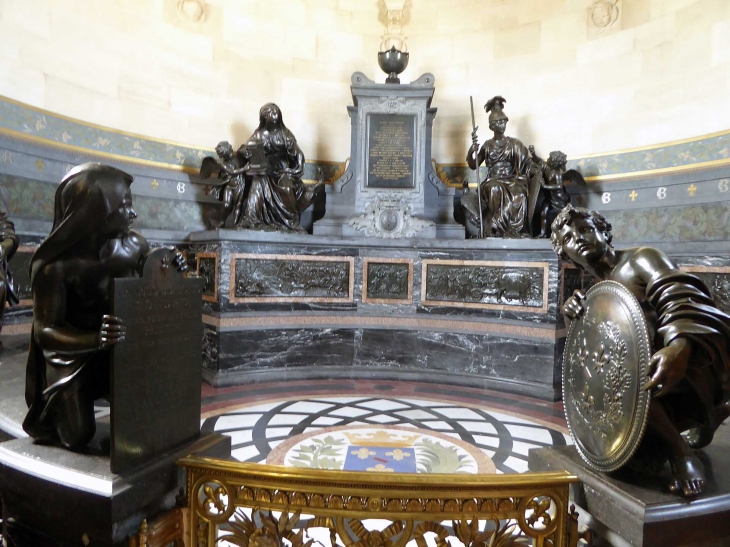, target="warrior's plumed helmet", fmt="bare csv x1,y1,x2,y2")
485,96,508,123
